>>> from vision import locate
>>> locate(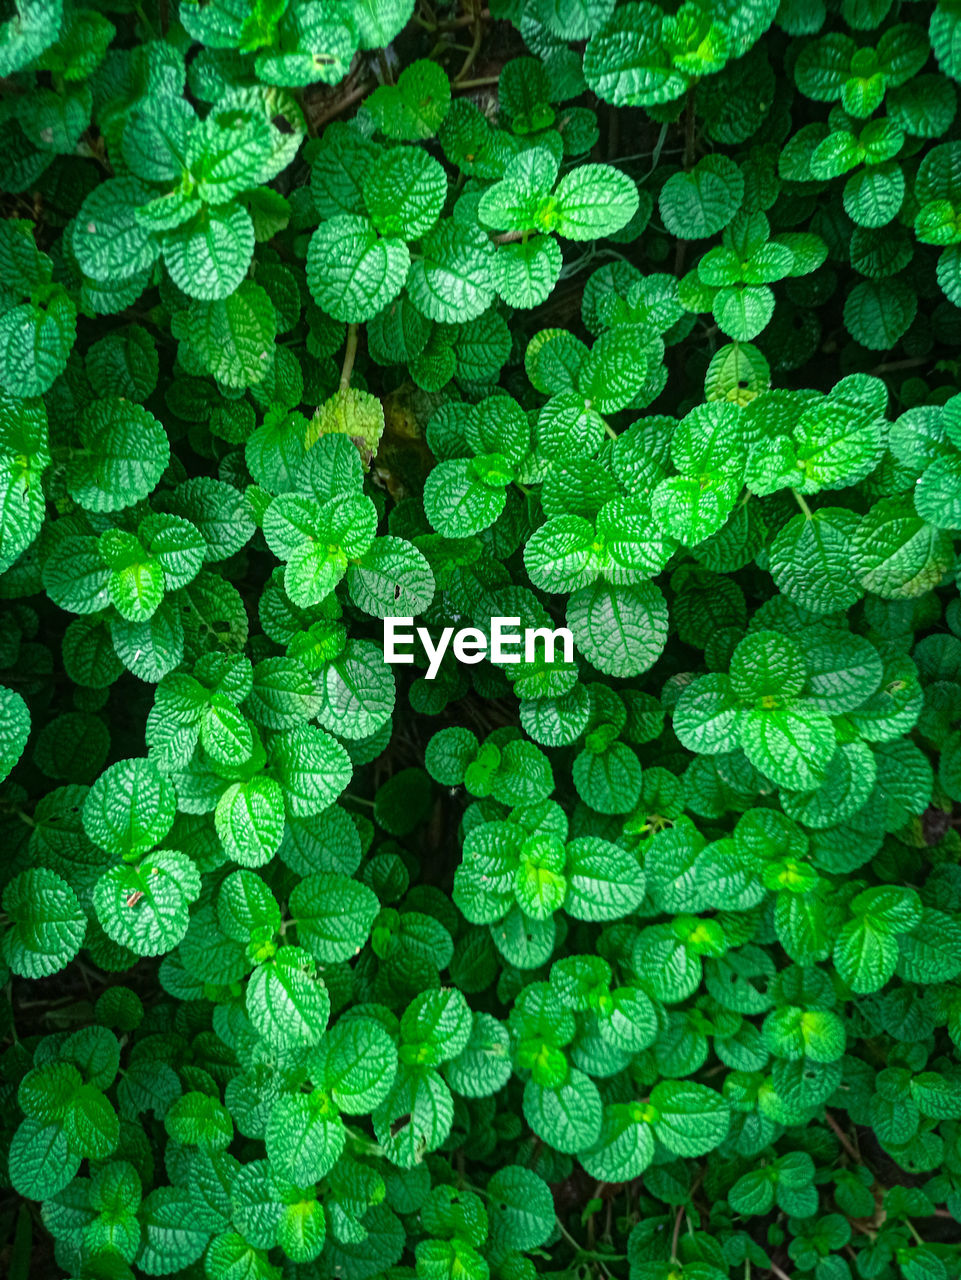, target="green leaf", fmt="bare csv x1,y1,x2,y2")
73,177,159,283
739,701,836,791
291,872,379,962
312,1017,398,1112
269,725,353,815
579,1102,656,1180
0,685,30,782
94,851,201,956
366,59,451,140
364,146,447,241
566,581,669,677
348,536,435,617
0,292,76,397
523,1069,602,1152
186,281,278,388
162,204,256,302
247,947,330,1048
564,836,646,921
83,757,175,857
1,868,86,979
66,397,169,513
307,215,410,323
8,1119,80,1201
659,155,745,239
406,221,495,323
486,1165,555,1251
215,776,285,867
852,498,956,598
490,236,562,309
650,1079,730,1156
372,1064,455,1166
551,163,639,240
